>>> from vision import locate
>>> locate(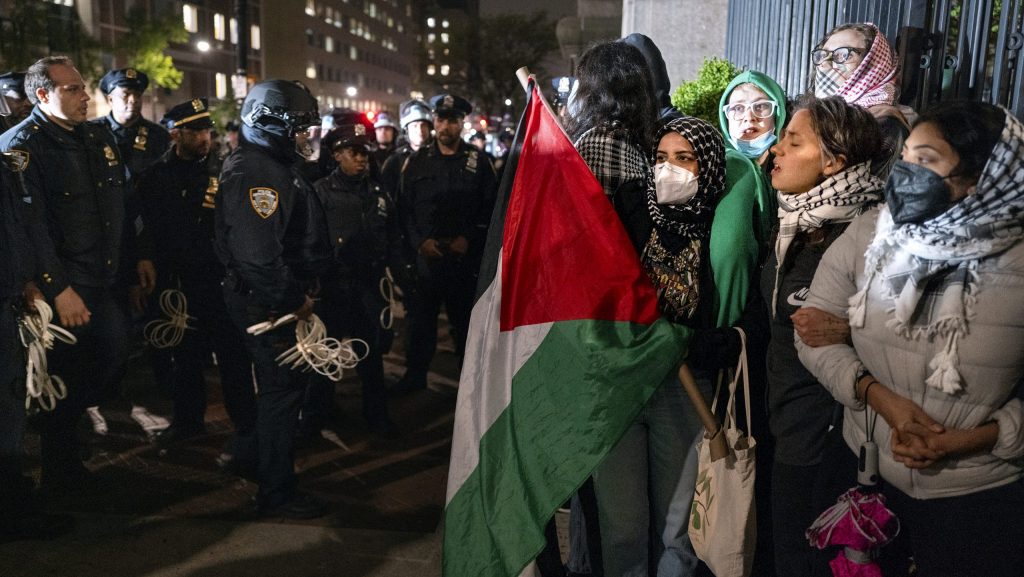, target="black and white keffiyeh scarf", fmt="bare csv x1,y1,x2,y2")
574,121,652,199
773,162,884,316
849,110,1024,394
649,116,726,239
